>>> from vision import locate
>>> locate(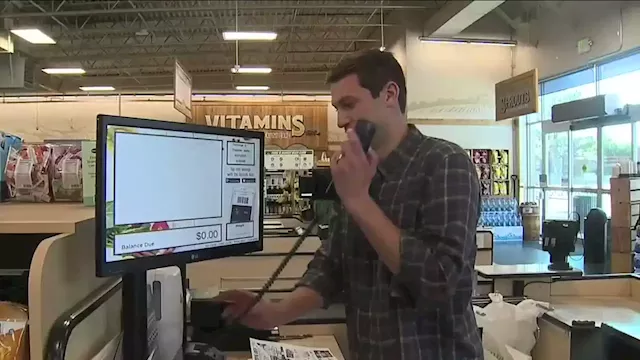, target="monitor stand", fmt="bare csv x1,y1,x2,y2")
121,264,189,360
122,271,150,360
548,252,573,271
